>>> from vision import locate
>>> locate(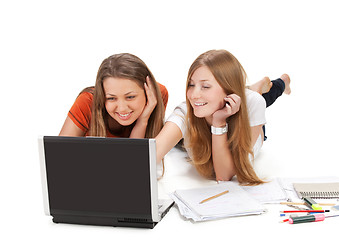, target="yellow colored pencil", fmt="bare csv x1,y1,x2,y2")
199,190,229,204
